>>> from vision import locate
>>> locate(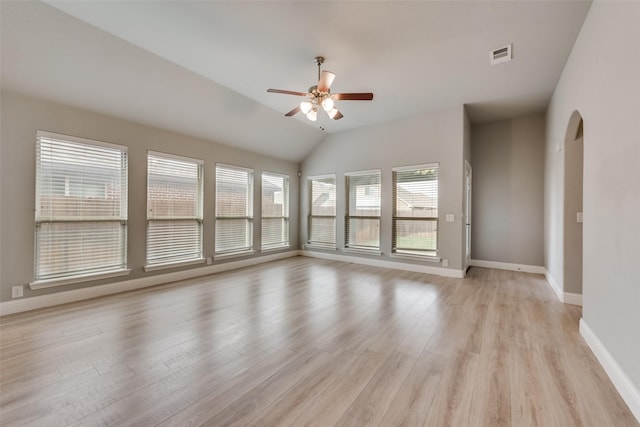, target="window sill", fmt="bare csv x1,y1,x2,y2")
214,249,255,260
343,247,382,256
304,244,337,251
30,269,131,290
260,244,291,253
144,258,205,272
390,252,441,263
